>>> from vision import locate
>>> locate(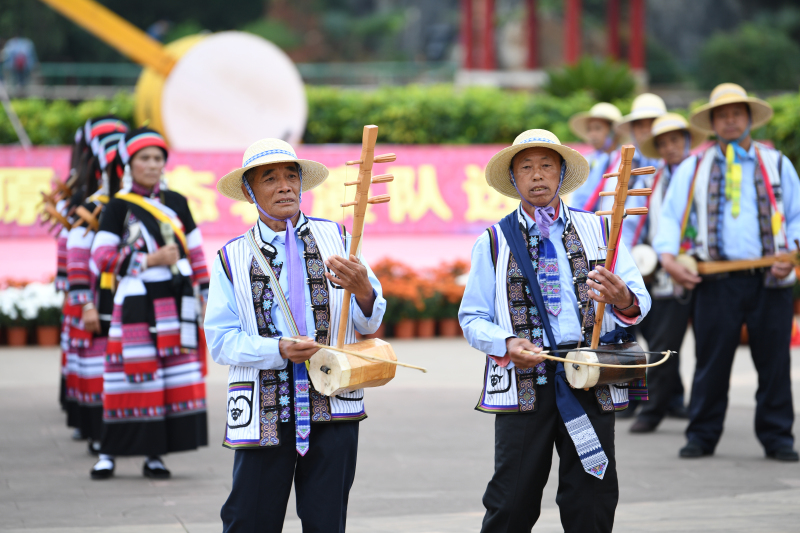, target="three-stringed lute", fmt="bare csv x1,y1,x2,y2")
306,125,425,397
